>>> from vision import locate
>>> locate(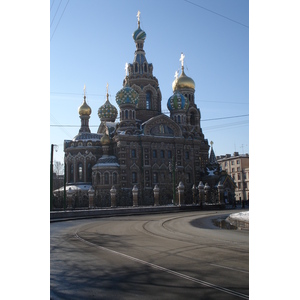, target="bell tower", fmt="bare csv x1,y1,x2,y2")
125,11,162,123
